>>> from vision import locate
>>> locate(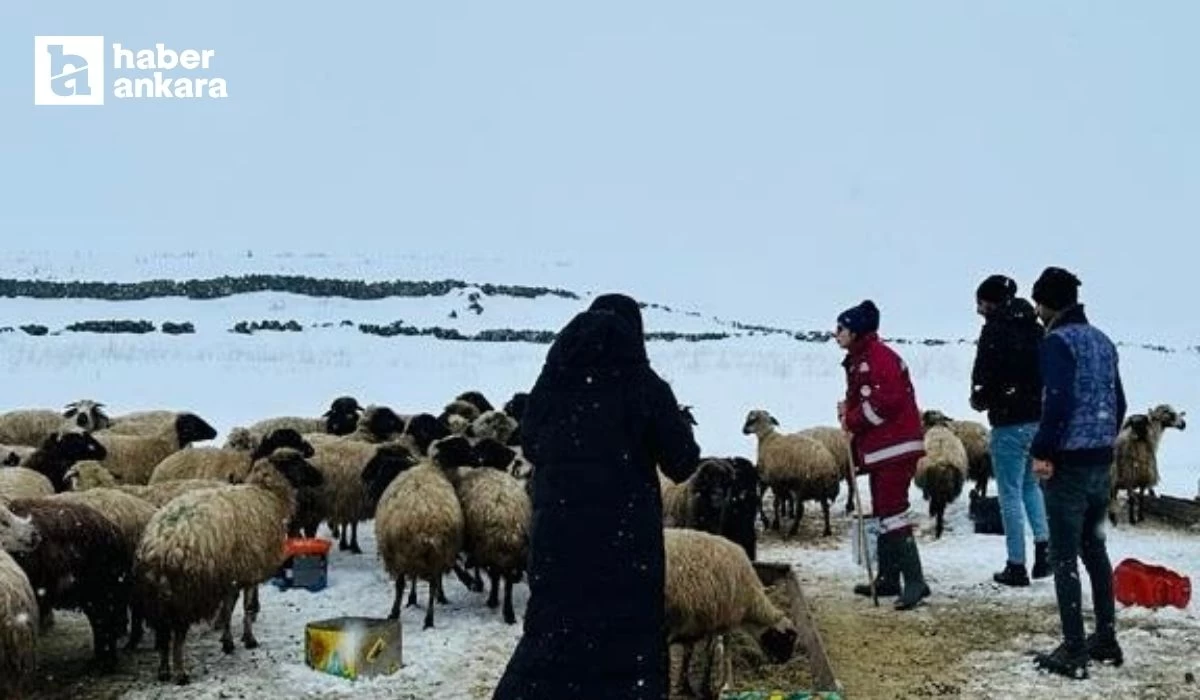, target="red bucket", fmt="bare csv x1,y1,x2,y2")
1113,558,1191,610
